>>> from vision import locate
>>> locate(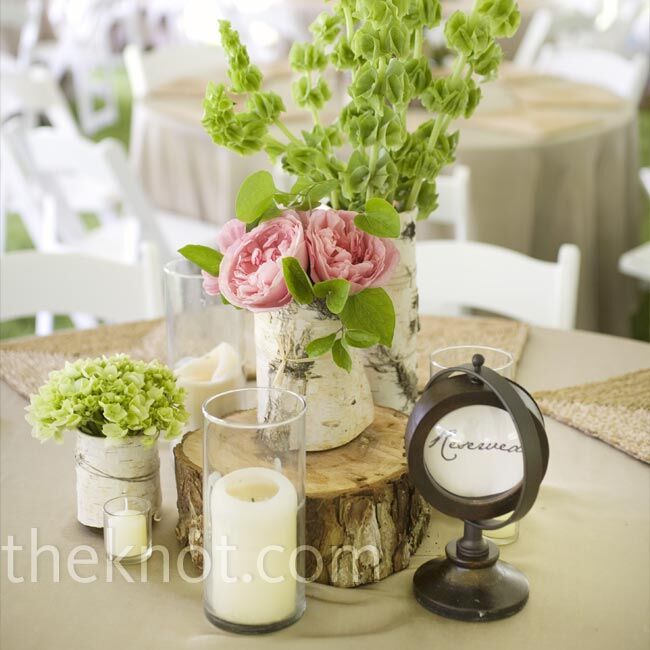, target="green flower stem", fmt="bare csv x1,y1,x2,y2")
308,73,323,126
364,56,387,200
343,5,354,41
406,54,469,211
331,187,341,209
274,119,301,145
366,141,380,200
413,29,423,58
